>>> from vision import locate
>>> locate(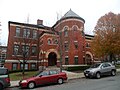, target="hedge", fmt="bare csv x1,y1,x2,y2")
64,65,90,71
